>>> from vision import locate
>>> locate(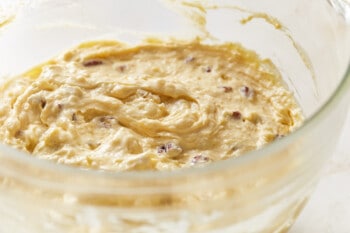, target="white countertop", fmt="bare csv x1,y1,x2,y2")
290,110,350,233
